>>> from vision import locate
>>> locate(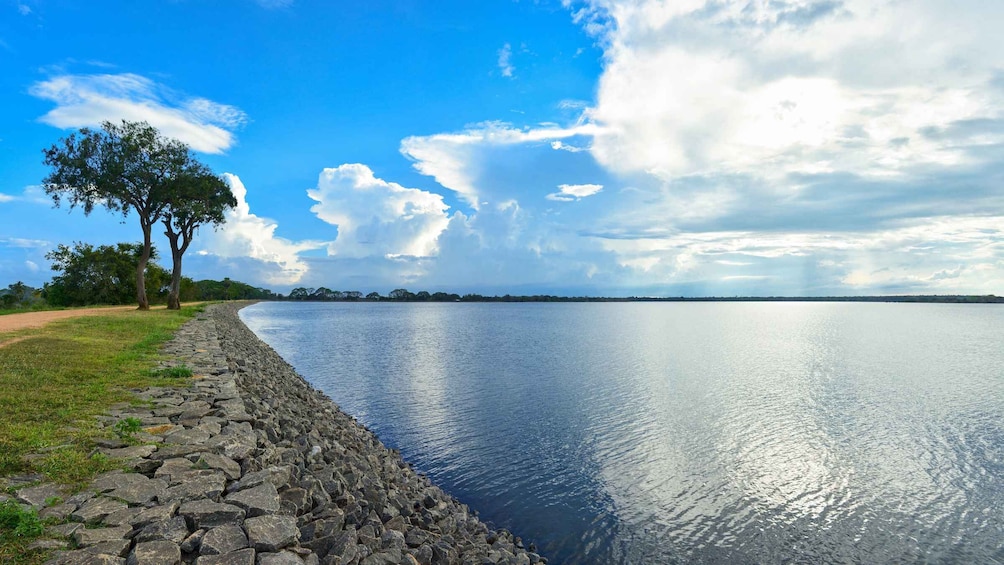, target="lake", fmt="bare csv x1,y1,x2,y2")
240,301,1004,564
